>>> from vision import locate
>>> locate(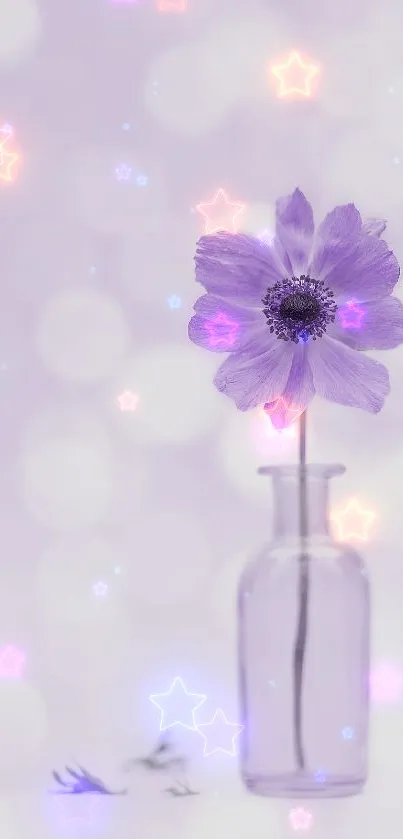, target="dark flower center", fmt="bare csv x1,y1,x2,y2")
278,292,321,324
262,275,337,343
